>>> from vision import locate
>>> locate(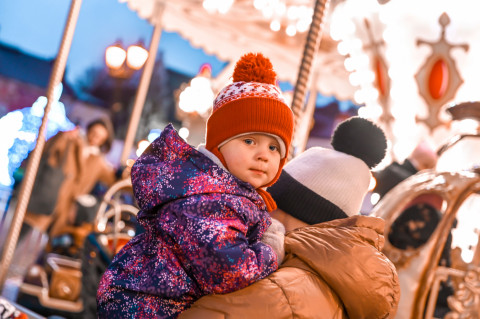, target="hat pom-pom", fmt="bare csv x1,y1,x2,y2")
232,52,277,85
331,116,387,169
